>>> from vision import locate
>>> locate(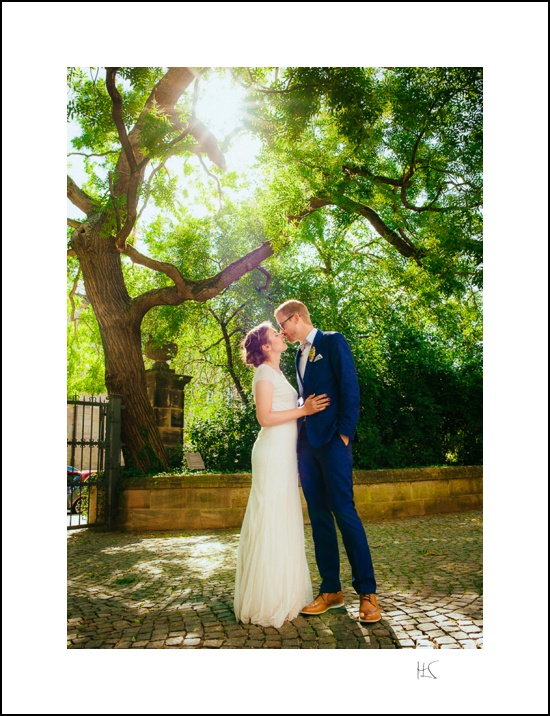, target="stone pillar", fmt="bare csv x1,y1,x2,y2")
144,342,191,454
